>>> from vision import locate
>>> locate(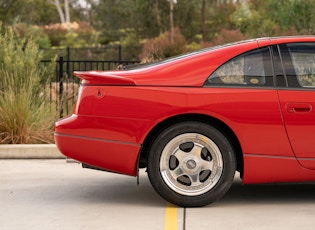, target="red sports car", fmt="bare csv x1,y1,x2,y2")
55,36,315,207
